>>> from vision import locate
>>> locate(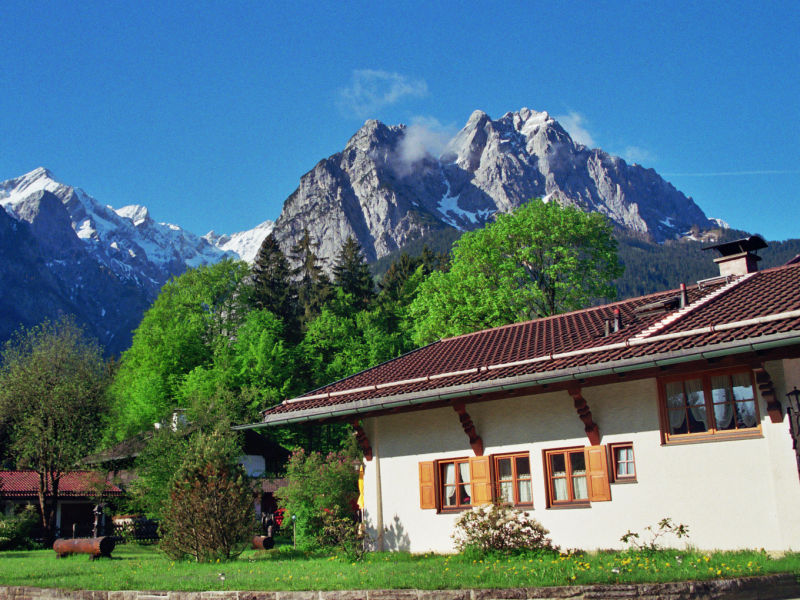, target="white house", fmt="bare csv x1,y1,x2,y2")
242,237,800,552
